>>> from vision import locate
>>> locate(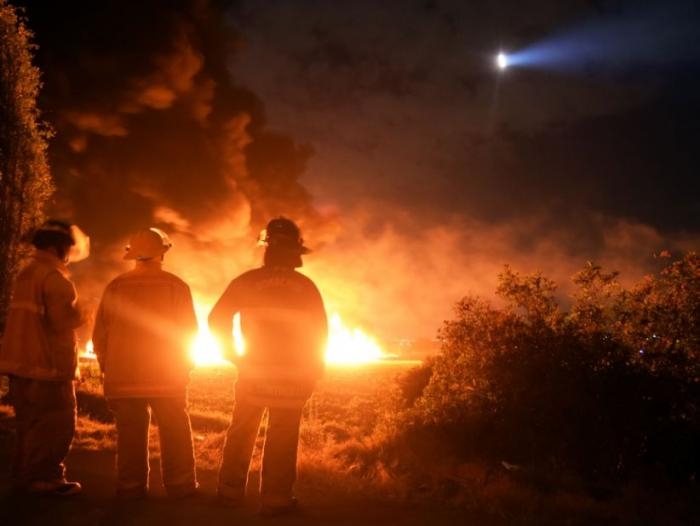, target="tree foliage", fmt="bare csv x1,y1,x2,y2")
0,0,53,330
393,254,700,485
